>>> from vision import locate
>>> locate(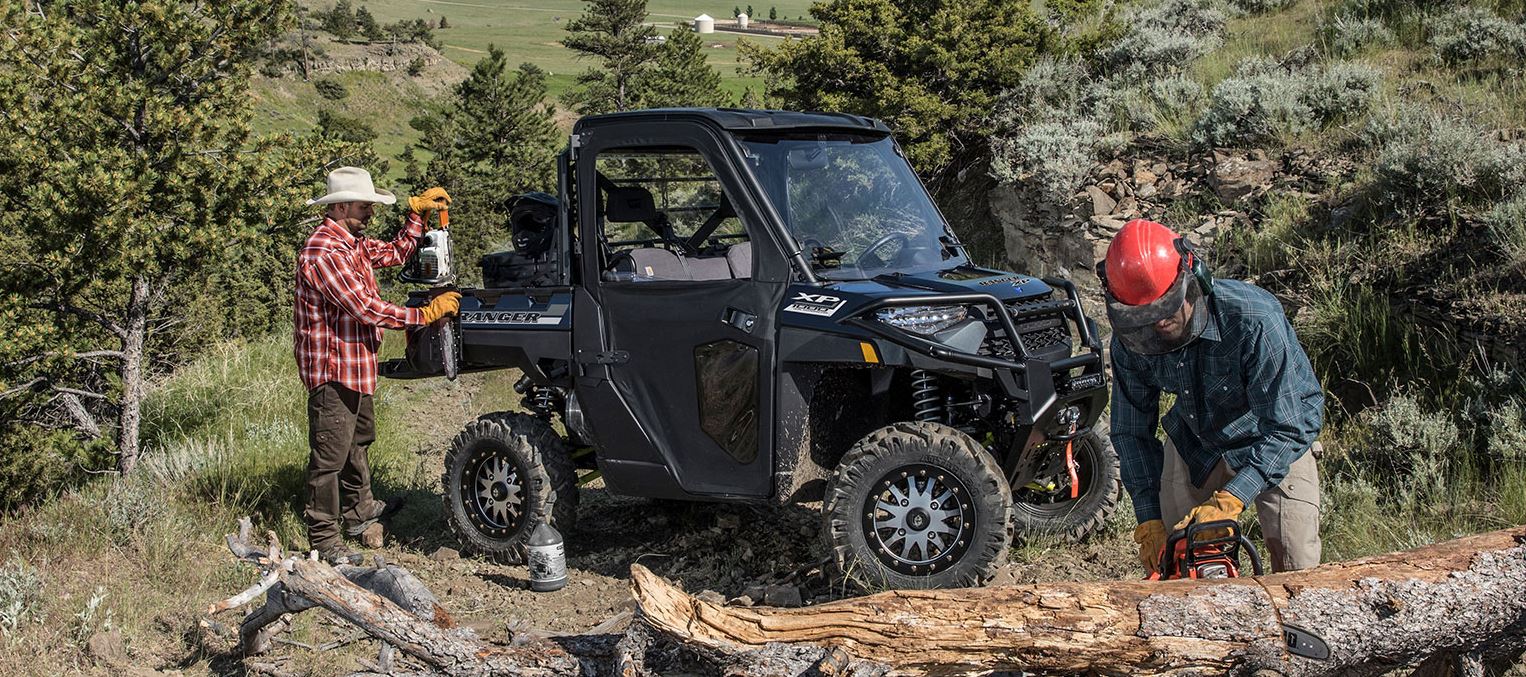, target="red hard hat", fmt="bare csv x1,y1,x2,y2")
1103,219,1183,305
